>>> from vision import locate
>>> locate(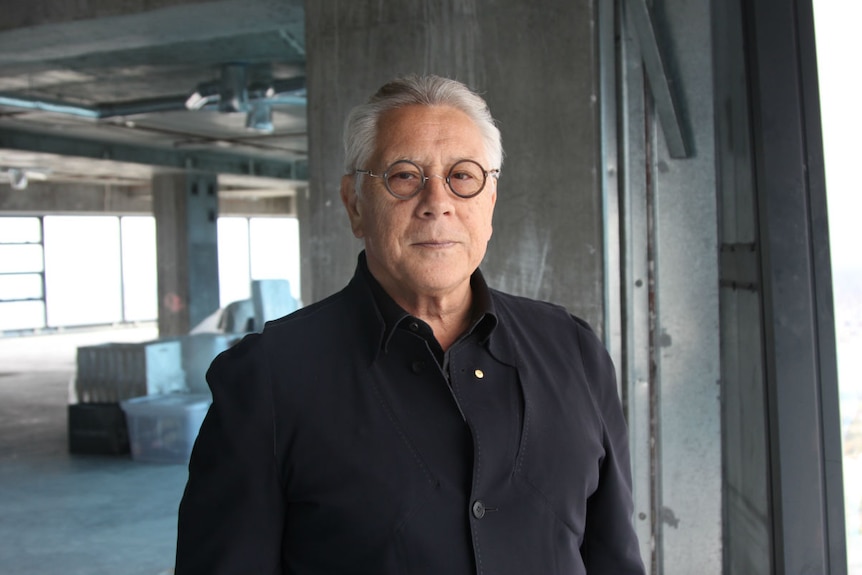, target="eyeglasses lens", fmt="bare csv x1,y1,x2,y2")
384,162,423,199
448,160,485,197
